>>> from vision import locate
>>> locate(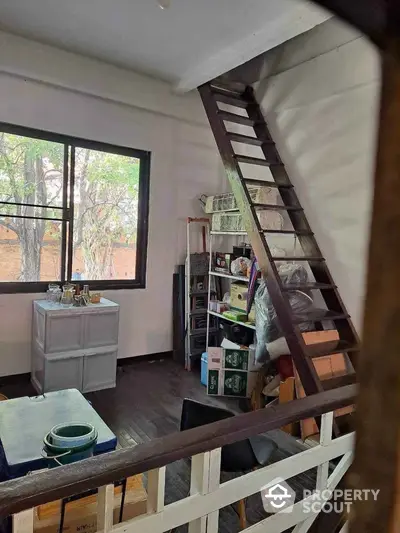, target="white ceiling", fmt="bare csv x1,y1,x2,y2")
0,0,330,91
